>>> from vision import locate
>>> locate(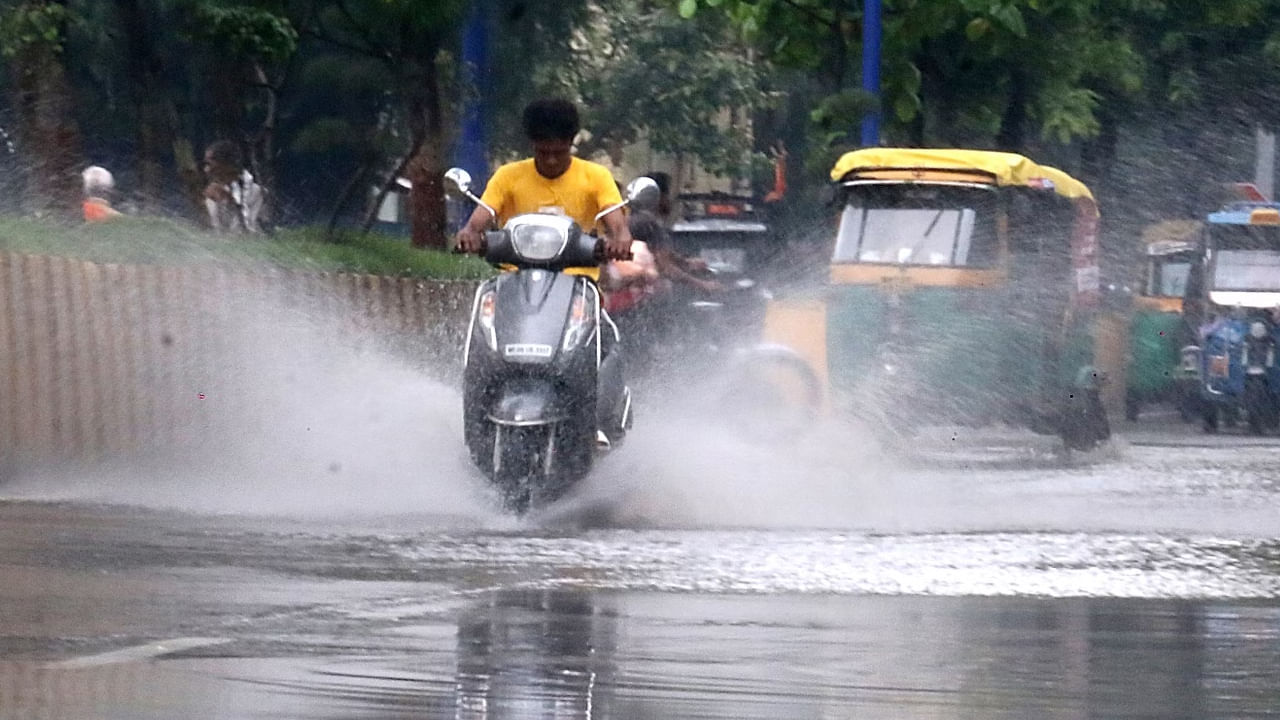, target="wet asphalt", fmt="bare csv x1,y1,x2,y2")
0,411,1278,719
